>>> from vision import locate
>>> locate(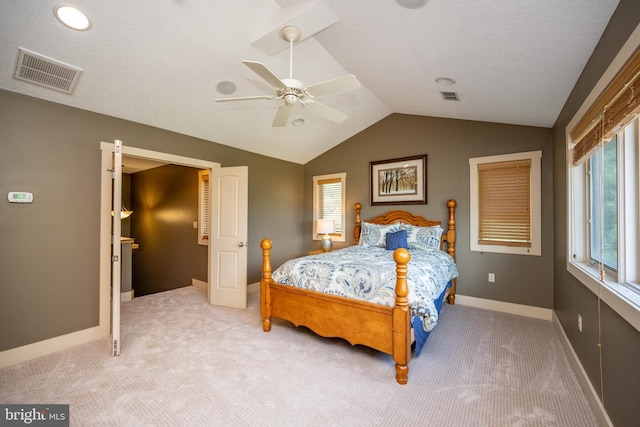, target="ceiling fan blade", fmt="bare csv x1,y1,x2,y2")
214,95,273,102
242,60,287,92
272,105,292,127
305,74,361,98
303,100,348,123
